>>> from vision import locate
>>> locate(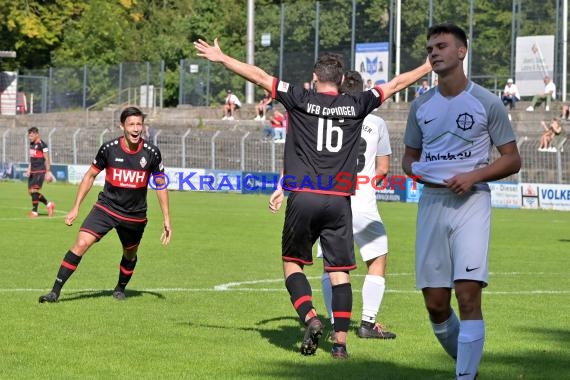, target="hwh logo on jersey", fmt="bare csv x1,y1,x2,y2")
107,167,148,188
